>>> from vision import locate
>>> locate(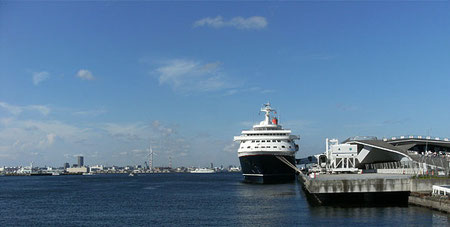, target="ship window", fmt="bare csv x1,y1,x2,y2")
274,146,277,148
261,146,265,148
262,140,265,142
267,146,270,148
272,140,276,142
252,140,255,143
256,140,260,142
289,146,292,148
282,146,286,148
241,147,243,149
277,140,281,142
255,146,259,148
247,146,250,148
